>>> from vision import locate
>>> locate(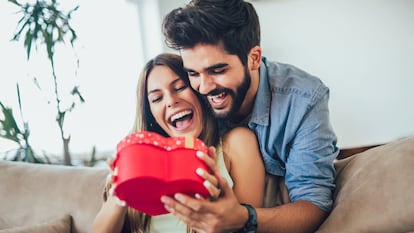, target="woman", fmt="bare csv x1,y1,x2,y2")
92,53,264,233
